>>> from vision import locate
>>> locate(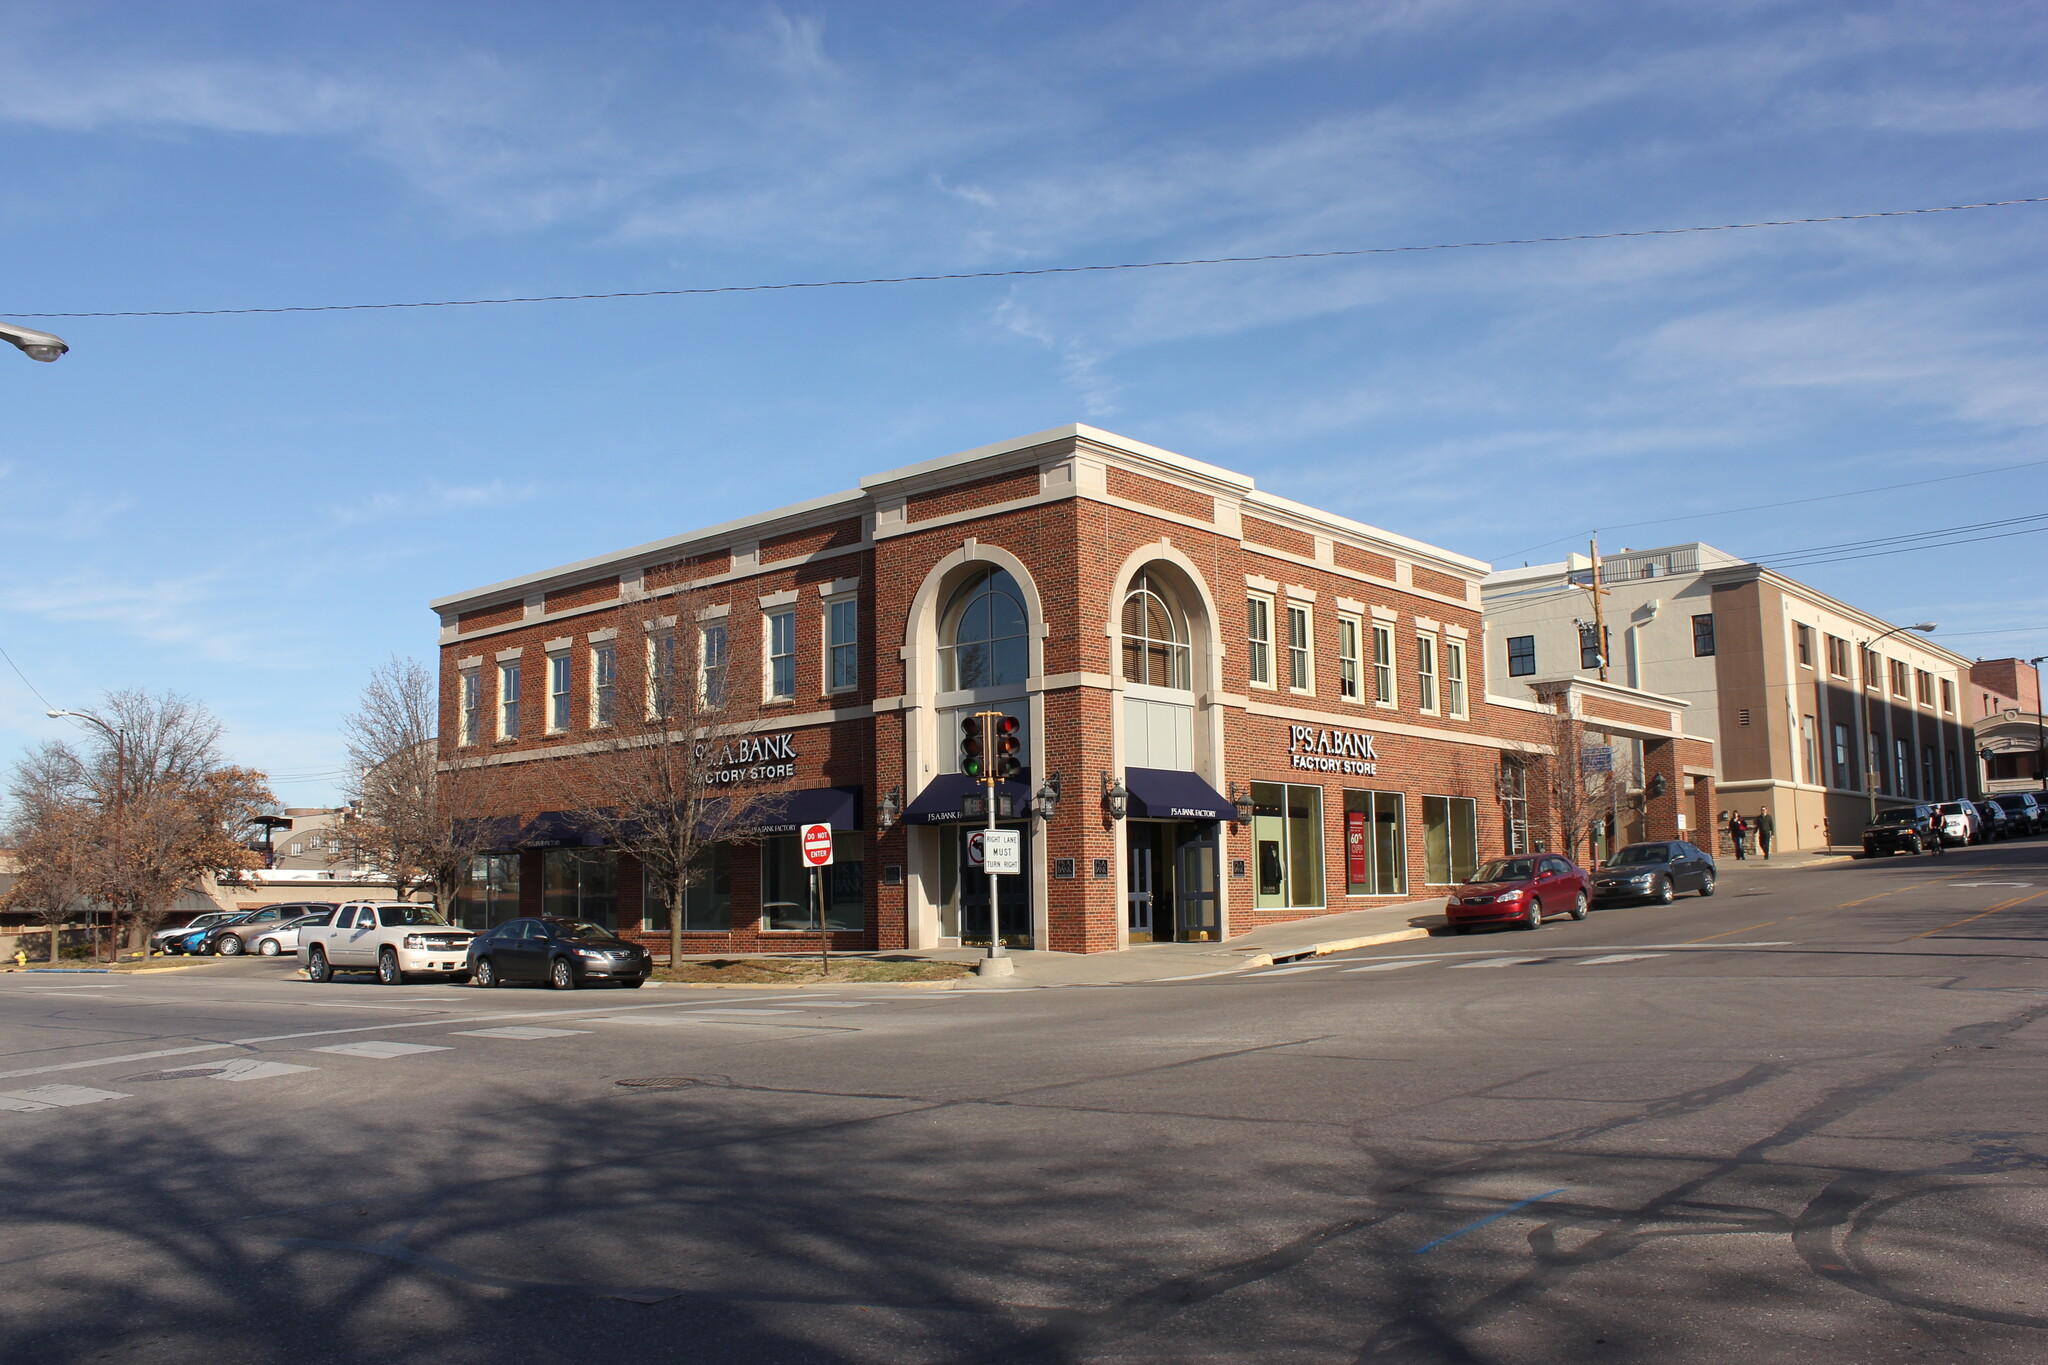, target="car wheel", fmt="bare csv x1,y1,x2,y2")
1654,876,1675,906
377,948,404,986
473,957,498,988
257,938,281,956
549,957,577,991
1570,891,1588,921
1698,872,1716,898
306,946,332,983
1520,898,1543,930
216,934,244,957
